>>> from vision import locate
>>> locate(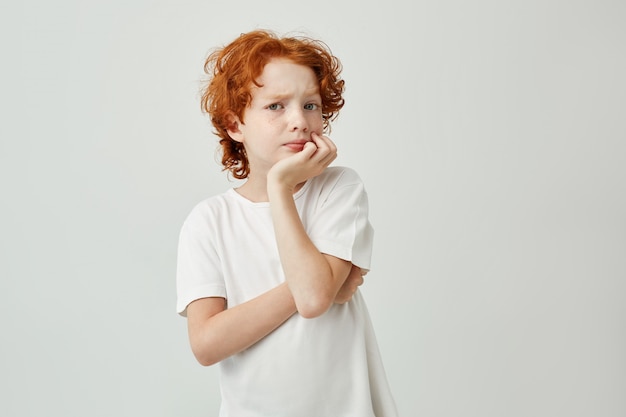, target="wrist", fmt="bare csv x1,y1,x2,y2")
267,173,295,197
